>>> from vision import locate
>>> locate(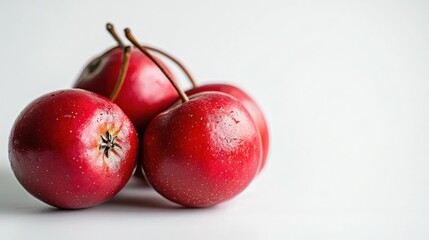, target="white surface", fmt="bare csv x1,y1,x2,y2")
1,0,429,239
